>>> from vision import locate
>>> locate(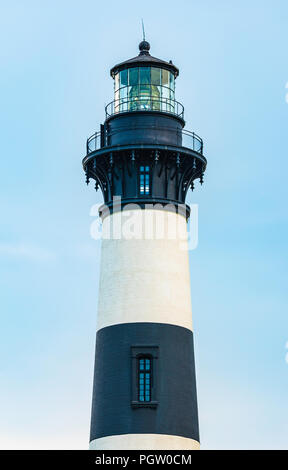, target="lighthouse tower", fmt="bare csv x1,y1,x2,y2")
83,40,207,450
